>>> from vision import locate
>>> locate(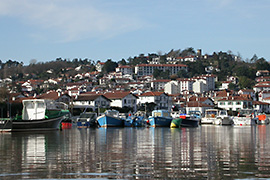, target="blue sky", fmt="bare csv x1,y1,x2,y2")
0,0,269,65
